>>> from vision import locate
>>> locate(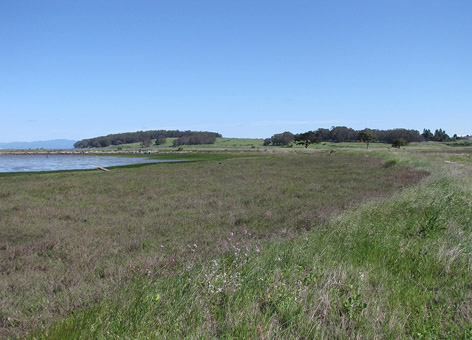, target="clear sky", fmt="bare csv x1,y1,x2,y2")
1,0,471,142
